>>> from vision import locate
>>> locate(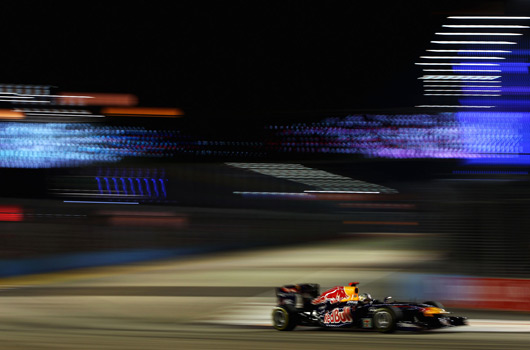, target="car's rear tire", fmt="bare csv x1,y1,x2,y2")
373,307,400,333
272,305,298,331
